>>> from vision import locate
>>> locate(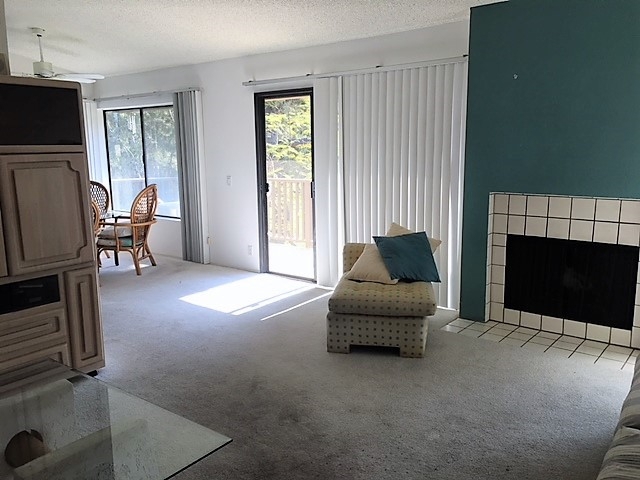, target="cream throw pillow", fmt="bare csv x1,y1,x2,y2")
344,243,399,285
386,222,442,252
